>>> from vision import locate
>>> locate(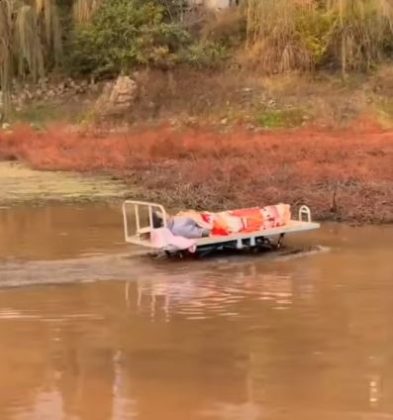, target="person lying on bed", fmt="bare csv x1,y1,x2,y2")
152,210,210,239
152,204,291,239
